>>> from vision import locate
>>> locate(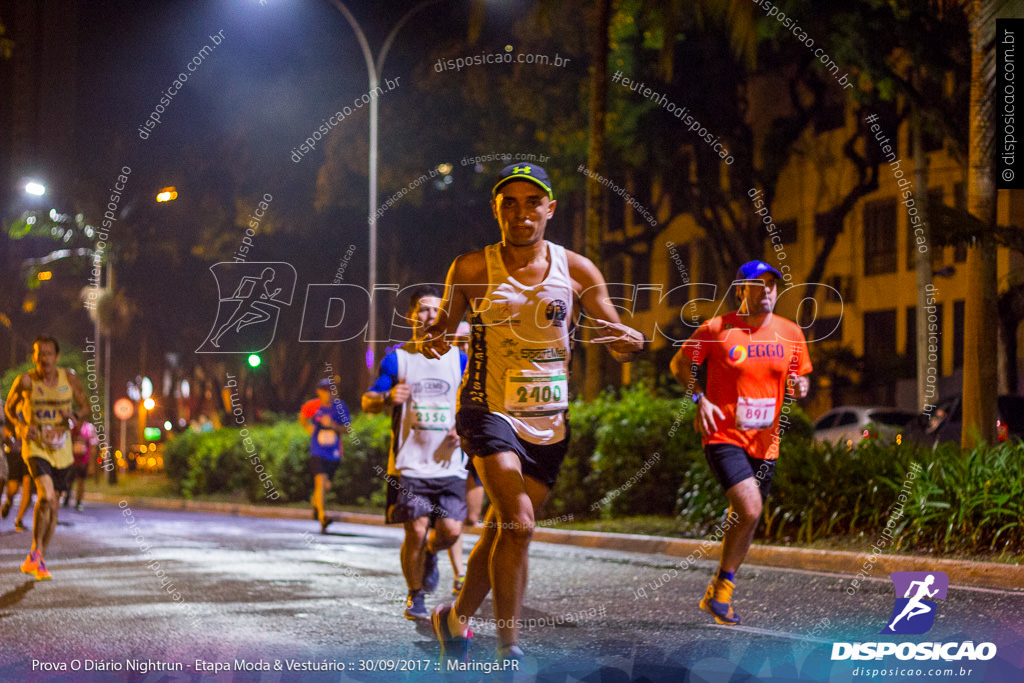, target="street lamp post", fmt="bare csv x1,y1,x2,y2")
326,0,444,366
15,179,117,483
